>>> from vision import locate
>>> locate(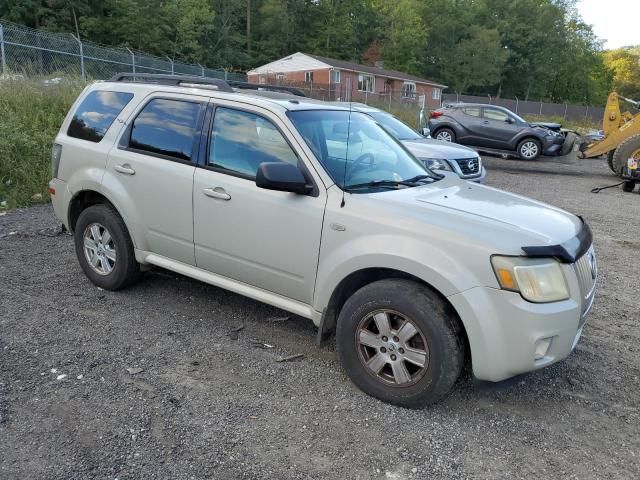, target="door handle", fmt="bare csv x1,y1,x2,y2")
203,187,231,201
114,164,136,175
482,120,489,124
